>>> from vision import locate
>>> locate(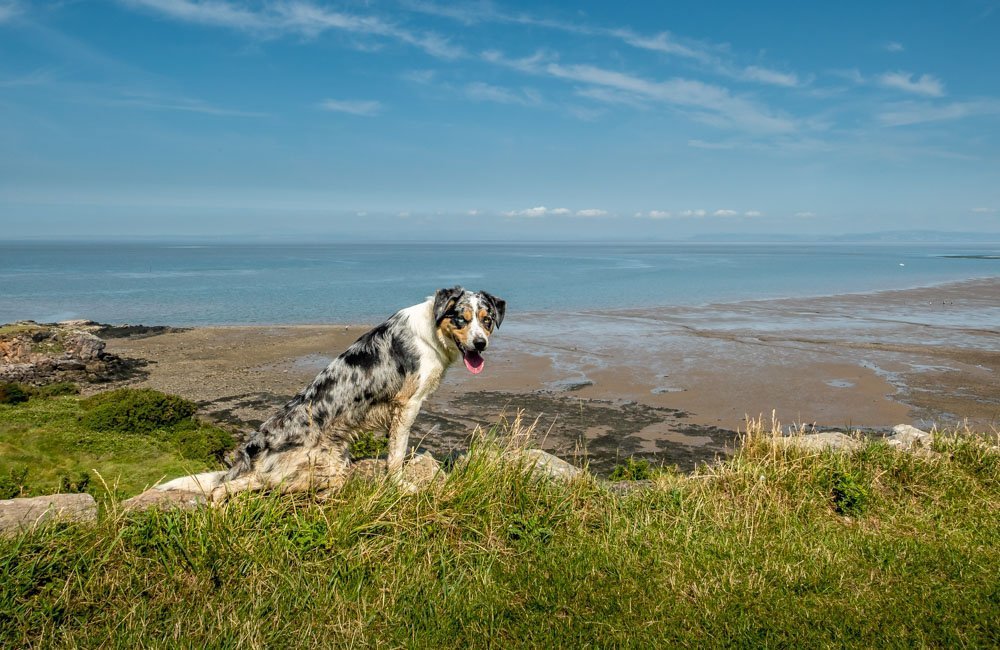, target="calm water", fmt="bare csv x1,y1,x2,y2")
1,242,998,325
